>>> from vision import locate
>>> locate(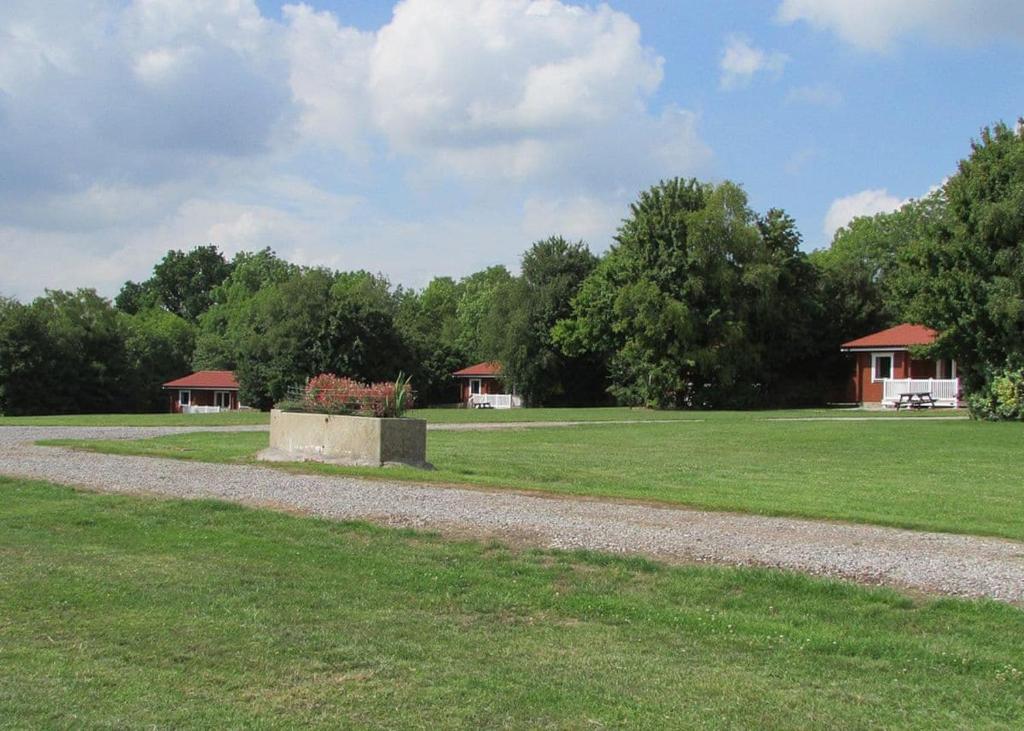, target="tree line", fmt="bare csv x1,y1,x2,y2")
1,120,1021,417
